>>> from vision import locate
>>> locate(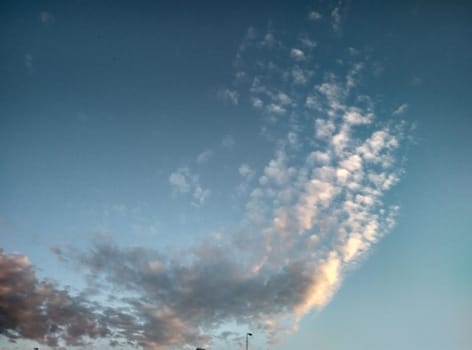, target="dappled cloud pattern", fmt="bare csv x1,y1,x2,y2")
1,3,408,349
0,251,110,347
